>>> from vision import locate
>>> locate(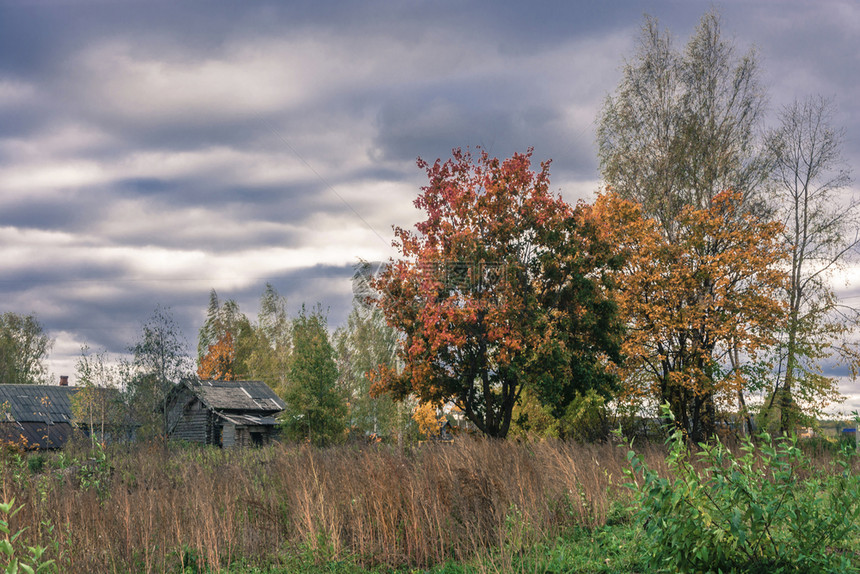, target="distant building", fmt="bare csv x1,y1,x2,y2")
166,380,285,447
0,384,78,449
0,377,122,449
